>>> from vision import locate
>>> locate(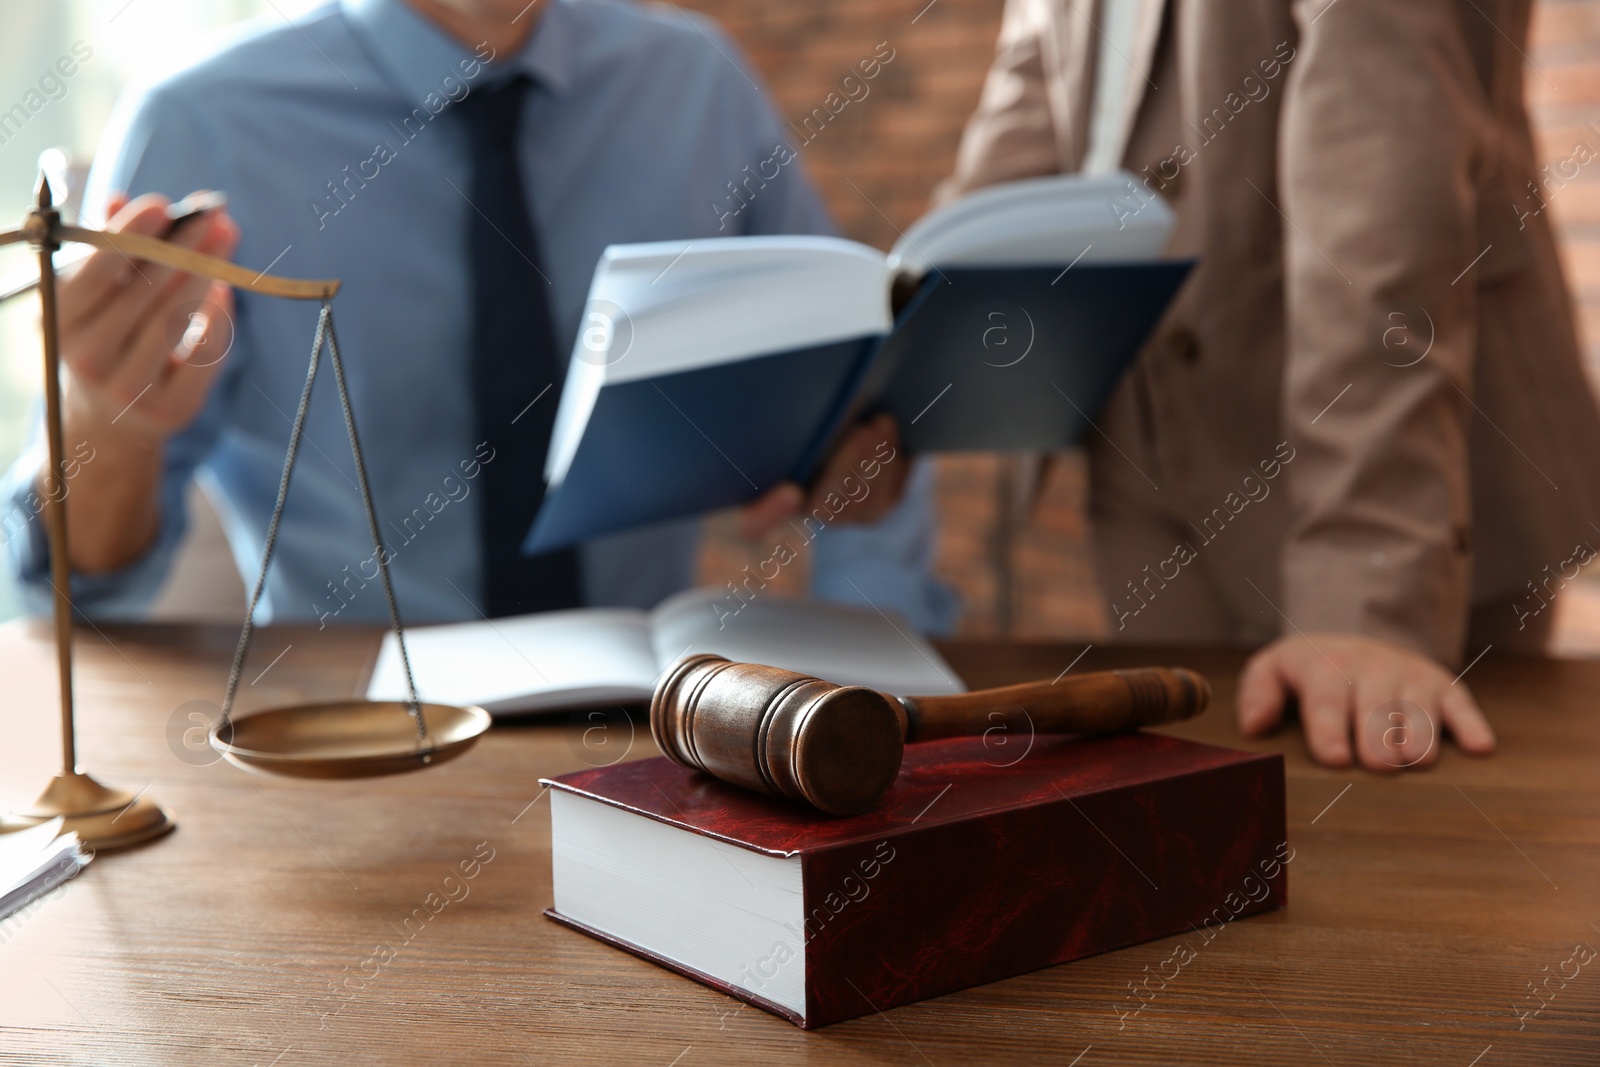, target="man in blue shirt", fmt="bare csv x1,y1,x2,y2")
1,0,956,632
